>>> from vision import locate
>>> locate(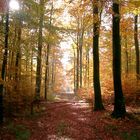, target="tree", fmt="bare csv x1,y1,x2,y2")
134,14,139,79
111,0,126,118
44,0,54,100
92,0,104,111
15,9,22,84
0,3,9,124
35,0,45,98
